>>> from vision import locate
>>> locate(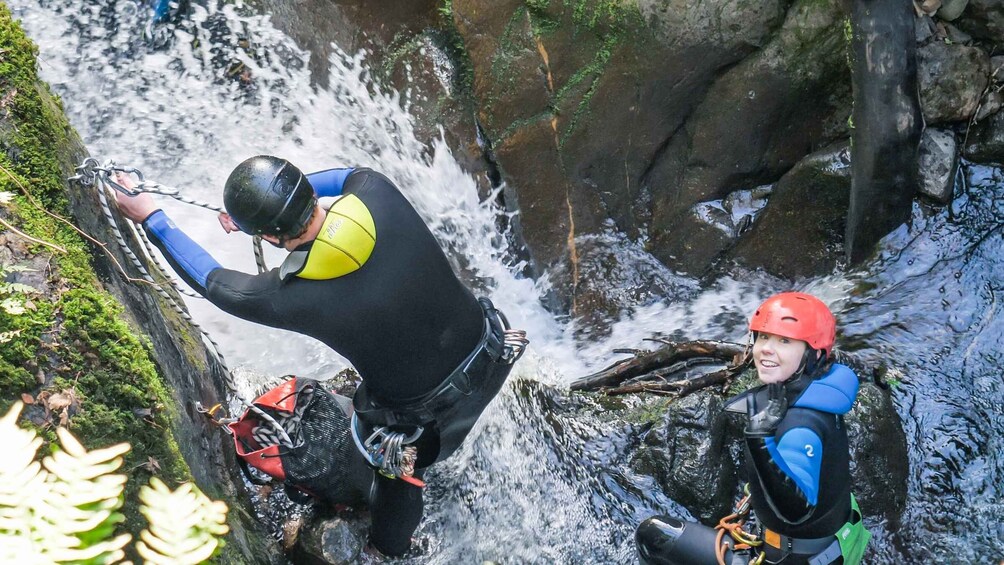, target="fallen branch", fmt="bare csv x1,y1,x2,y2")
601,361,749,398
571,340,746,392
